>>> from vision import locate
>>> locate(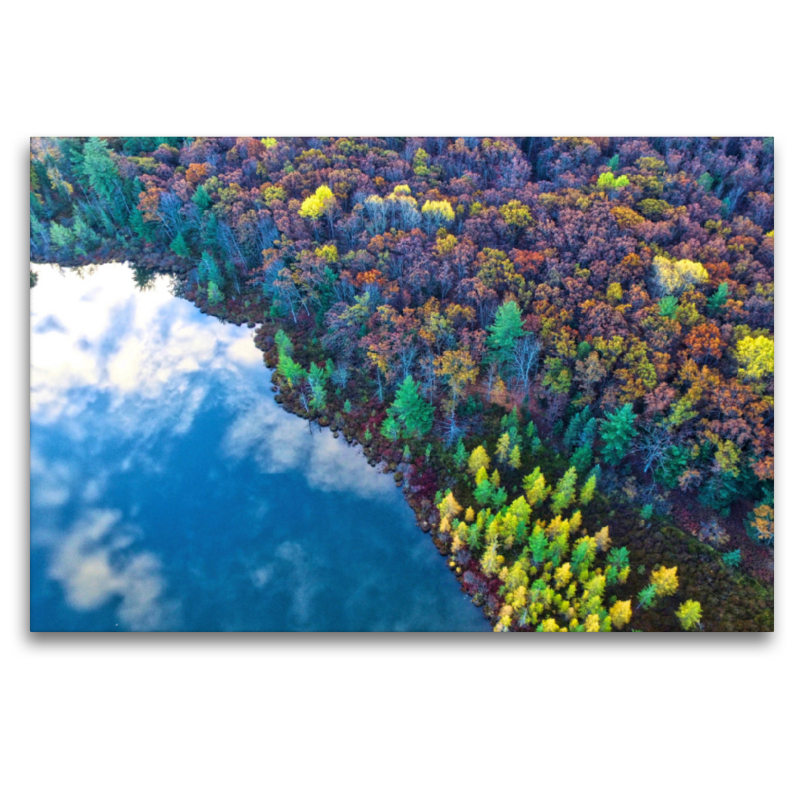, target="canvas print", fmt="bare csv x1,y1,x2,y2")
29,137,774,632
